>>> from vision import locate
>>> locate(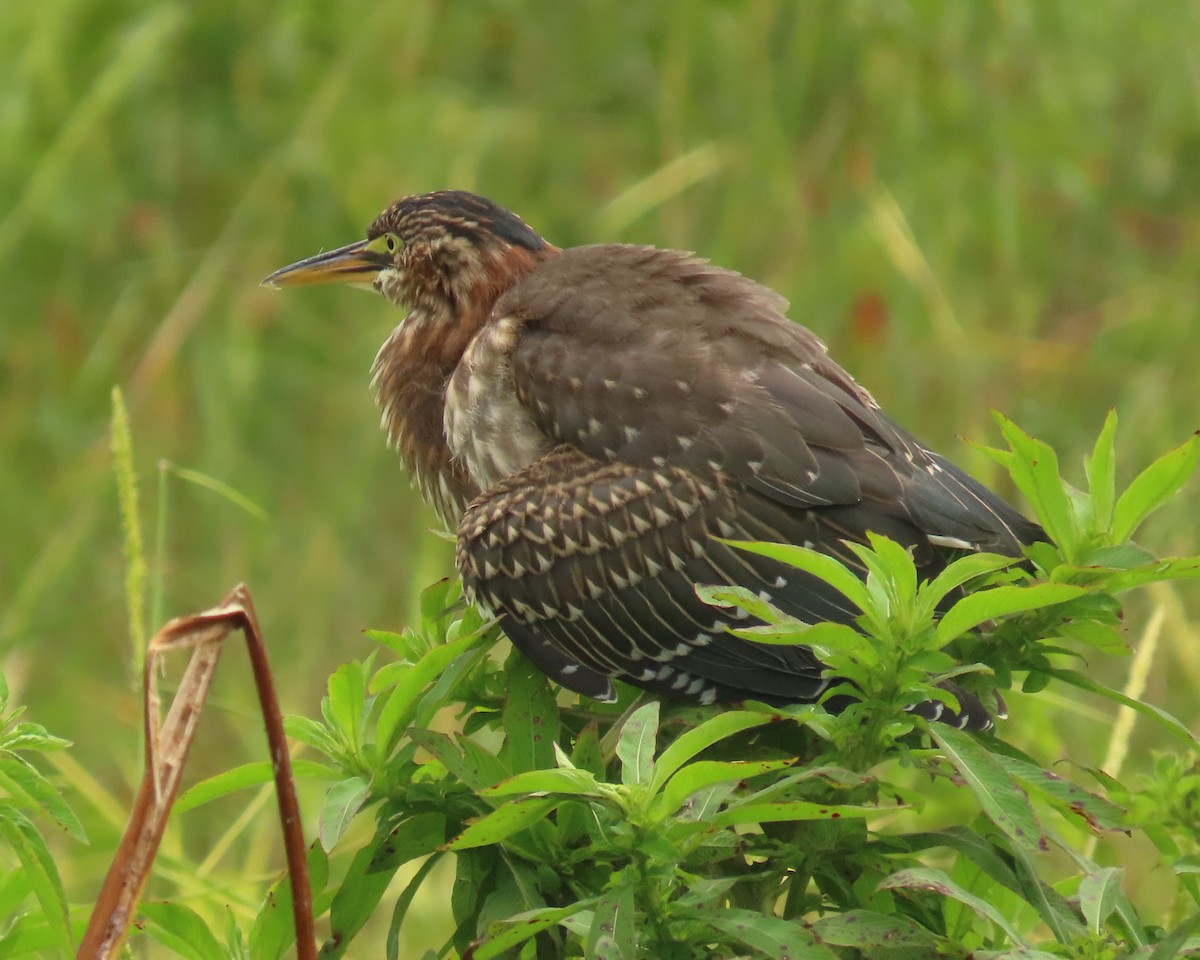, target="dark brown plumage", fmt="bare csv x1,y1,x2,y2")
264,190,1044,729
